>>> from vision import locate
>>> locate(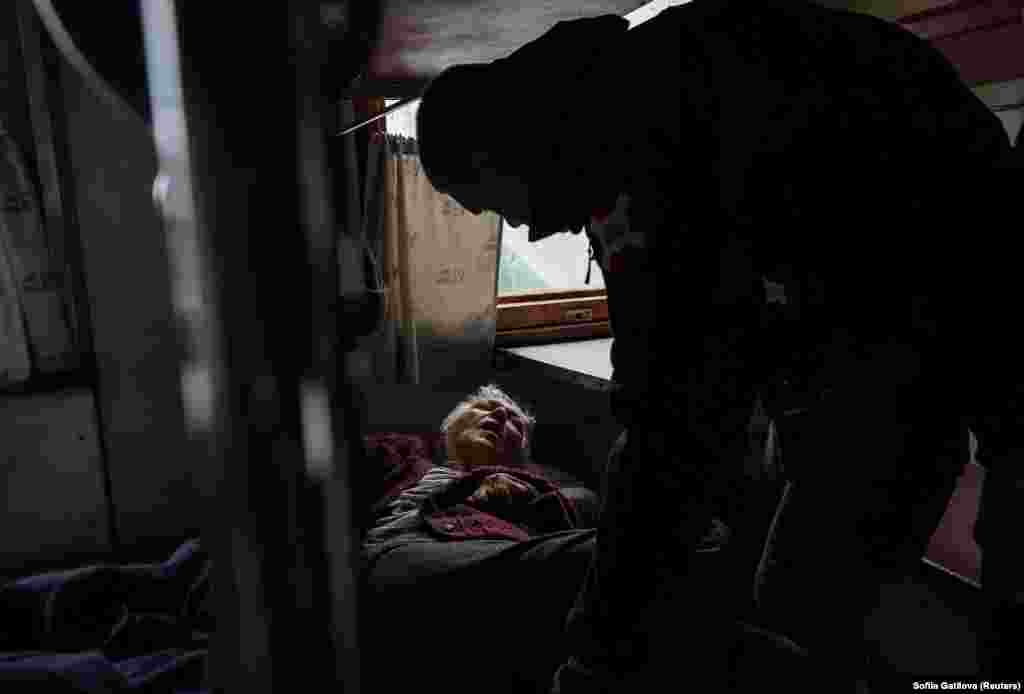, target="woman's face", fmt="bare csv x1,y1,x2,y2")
446,397,529,468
